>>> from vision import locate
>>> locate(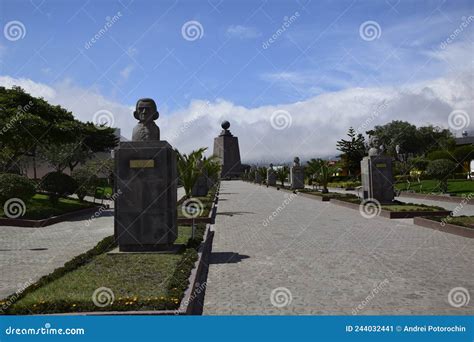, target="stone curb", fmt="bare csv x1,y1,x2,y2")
0,206,103,228
399,191,474,205
413,217,474,239
330,199,452,219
